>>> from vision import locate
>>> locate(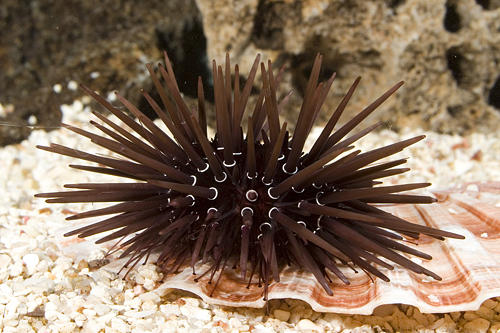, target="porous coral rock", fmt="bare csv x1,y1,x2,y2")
197,0,500,134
